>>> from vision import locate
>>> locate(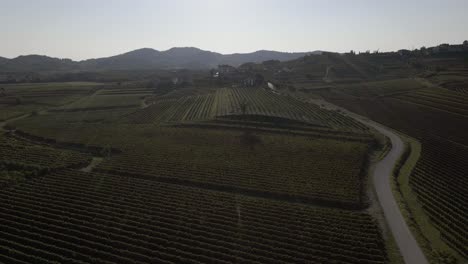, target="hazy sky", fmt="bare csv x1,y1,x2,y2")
1,0,467,60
